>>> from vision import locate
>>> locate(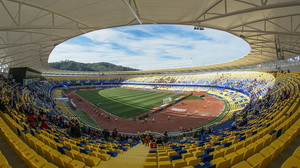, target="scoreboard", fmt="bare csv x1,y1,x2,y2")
8,67,41,85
